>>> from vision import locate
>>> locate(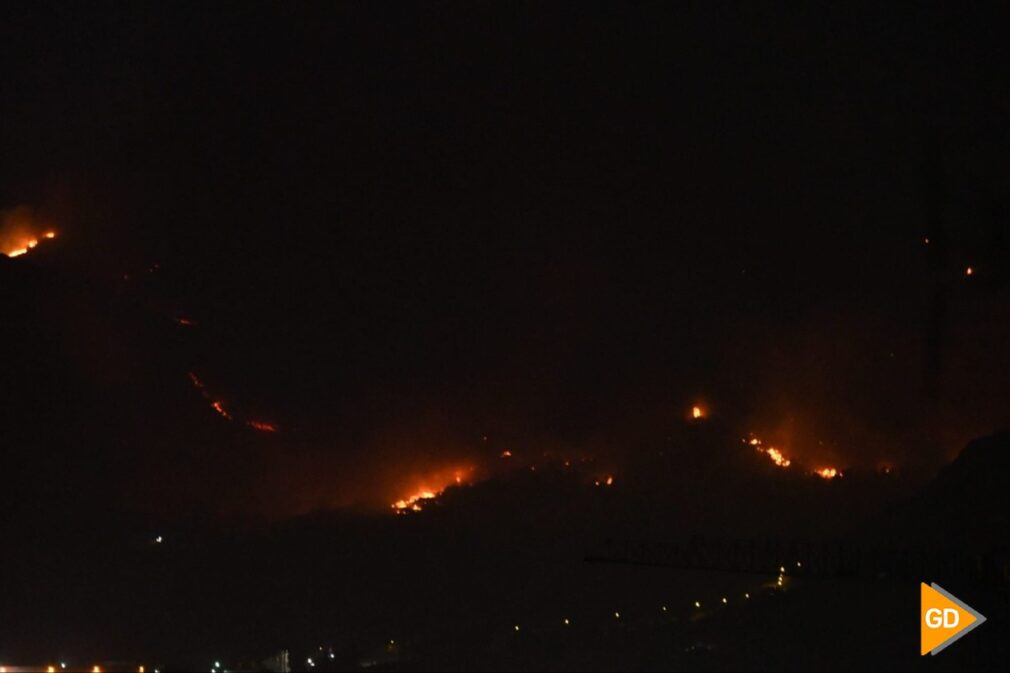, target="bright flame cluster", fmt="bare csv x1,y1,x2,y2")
4,230,56,258
747,436,791,468
391,467,472,514
392,490,438,513
747,435,844,478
